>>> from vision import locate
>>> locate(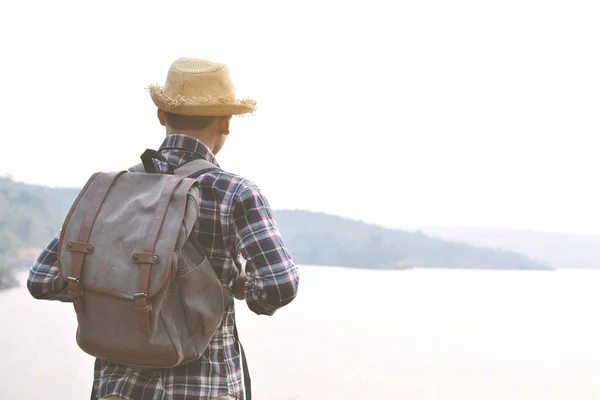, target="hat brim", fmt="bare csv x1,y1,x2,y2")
148,85,256,116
